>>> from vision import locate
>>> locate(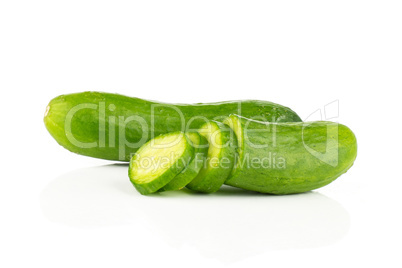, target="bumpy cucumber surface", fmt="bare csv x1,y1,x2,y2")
186,121,237,193
44,91,302,161
128,132,194,195
160,132,209,191
223,114,357,194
